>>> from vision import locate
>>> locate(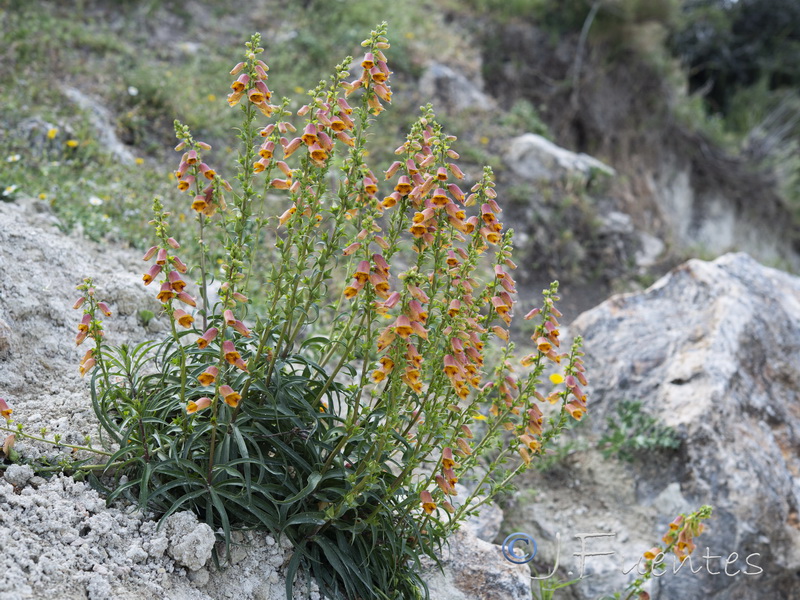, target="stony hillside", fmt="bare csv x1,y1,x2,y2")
3,2,800,599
